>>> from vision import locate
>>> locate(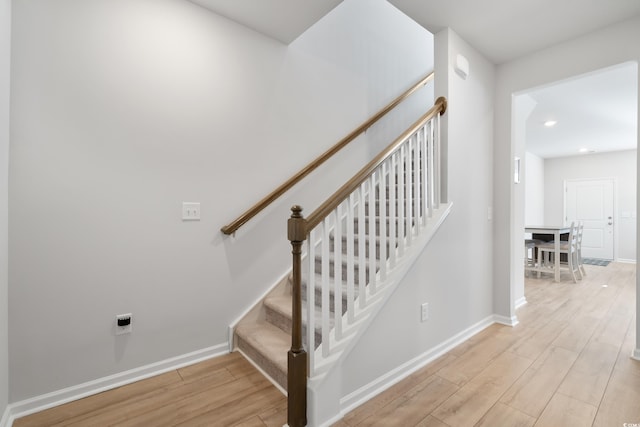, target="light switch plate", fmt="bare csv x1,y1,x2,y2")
421,303,429,322
182,202,200,221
